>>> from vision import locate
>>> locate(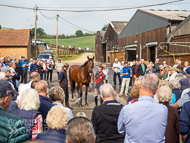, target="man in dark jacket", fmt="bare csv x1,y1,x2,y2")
30,57,38,73
0,80,29,143
91,83,124,143
153,58,161,73
146,63,156,74
179,67,190,91
58,63,72,109
137,59,147,79
35,80,54,131
179,101,190,143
